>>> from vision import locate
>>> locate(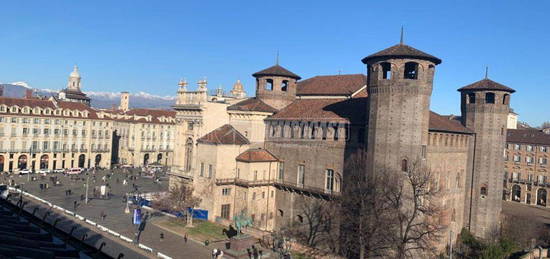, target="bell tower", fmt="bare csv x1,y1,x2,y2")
362,40,441,174
459,75,515,239
252,64,300,110
67,65,81,91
